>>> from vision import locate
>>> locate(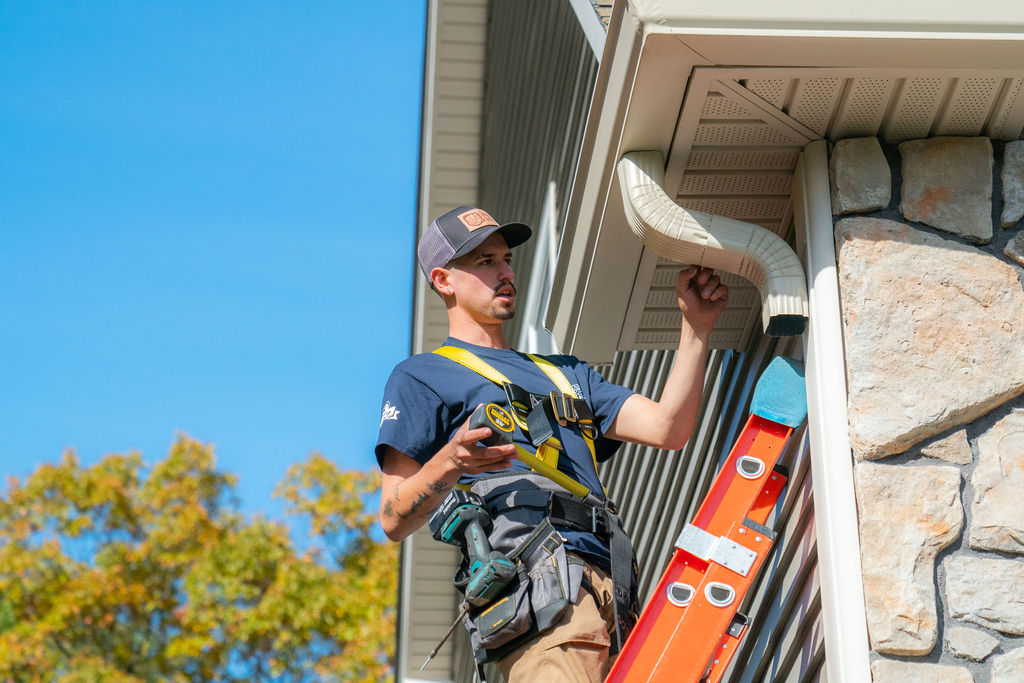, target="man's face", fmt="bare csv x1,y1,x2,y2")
444,232,517,322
